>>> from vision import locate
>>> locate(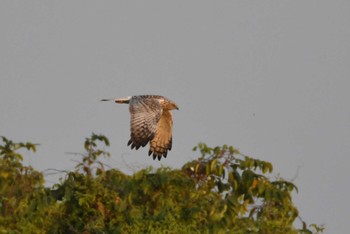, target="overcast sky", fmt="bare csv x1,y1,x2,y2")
1,1,349,233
